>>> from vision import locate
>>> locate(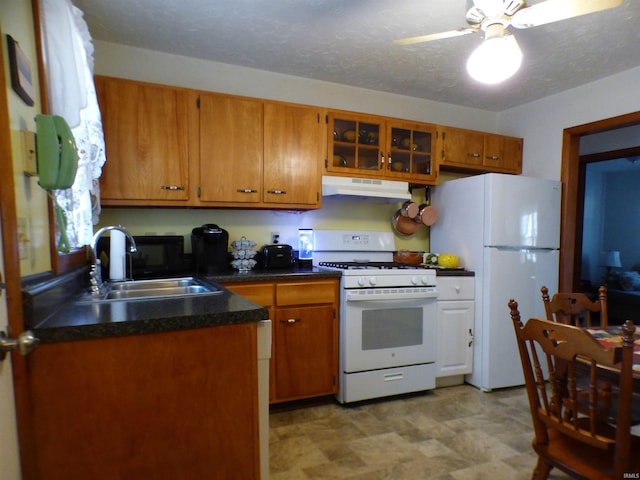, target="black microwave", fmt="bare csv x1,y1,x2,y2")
96,235,193,280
